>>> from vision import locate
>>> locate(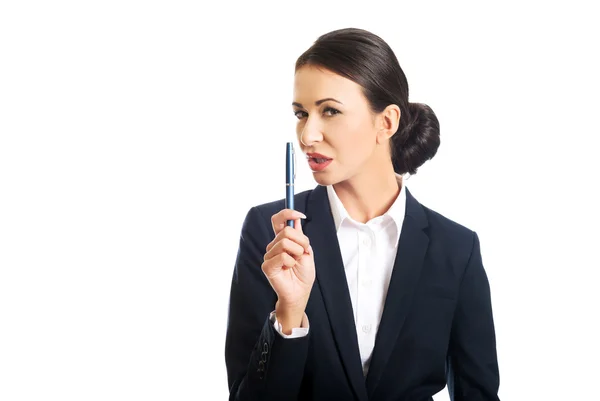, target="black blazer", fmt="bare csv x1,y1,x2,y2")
225,185,500,401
